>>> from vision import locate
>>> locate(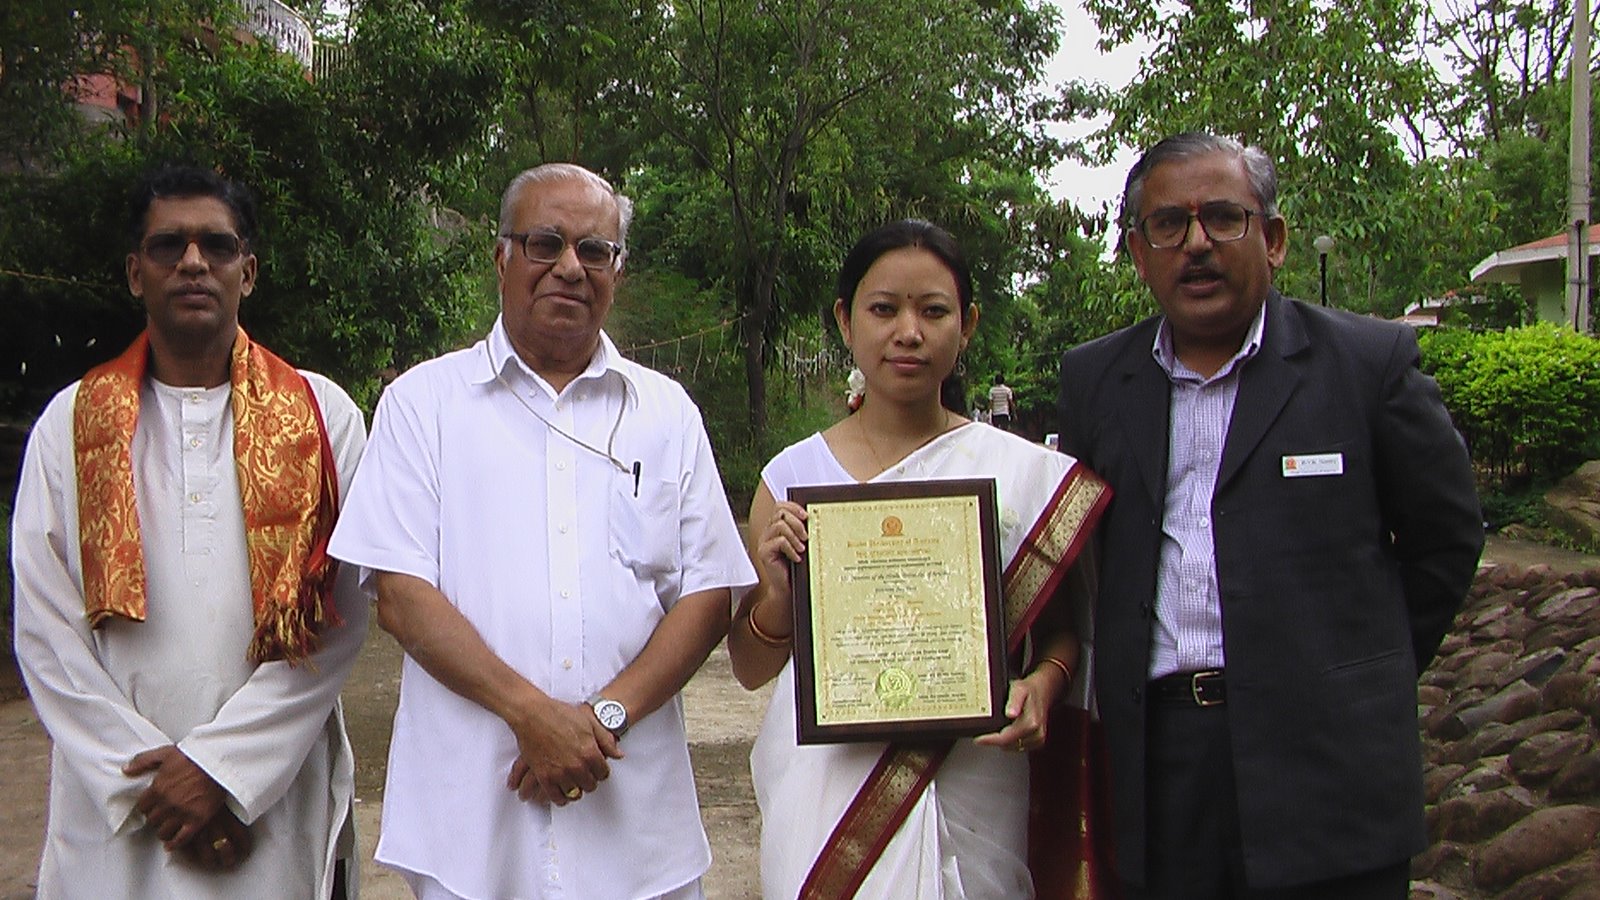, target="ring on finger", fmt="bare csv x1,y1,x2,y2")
212,837,229,851
564,787,582,800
